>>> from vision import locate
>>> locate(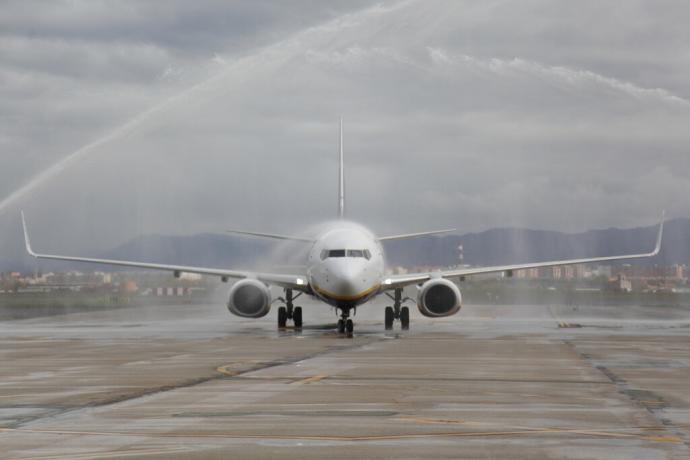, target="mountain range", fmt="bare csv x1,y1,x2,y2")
5,218,688,273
